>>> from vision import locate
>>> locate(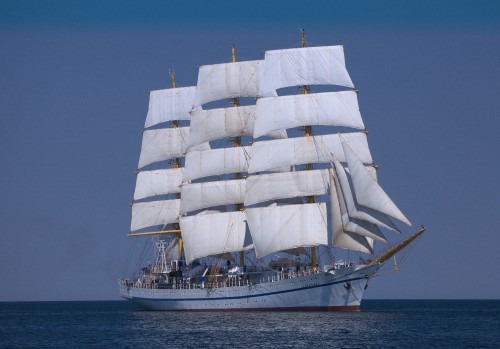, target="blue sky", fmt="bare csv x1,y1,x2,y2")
1,1,499,28
1,1,499,301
